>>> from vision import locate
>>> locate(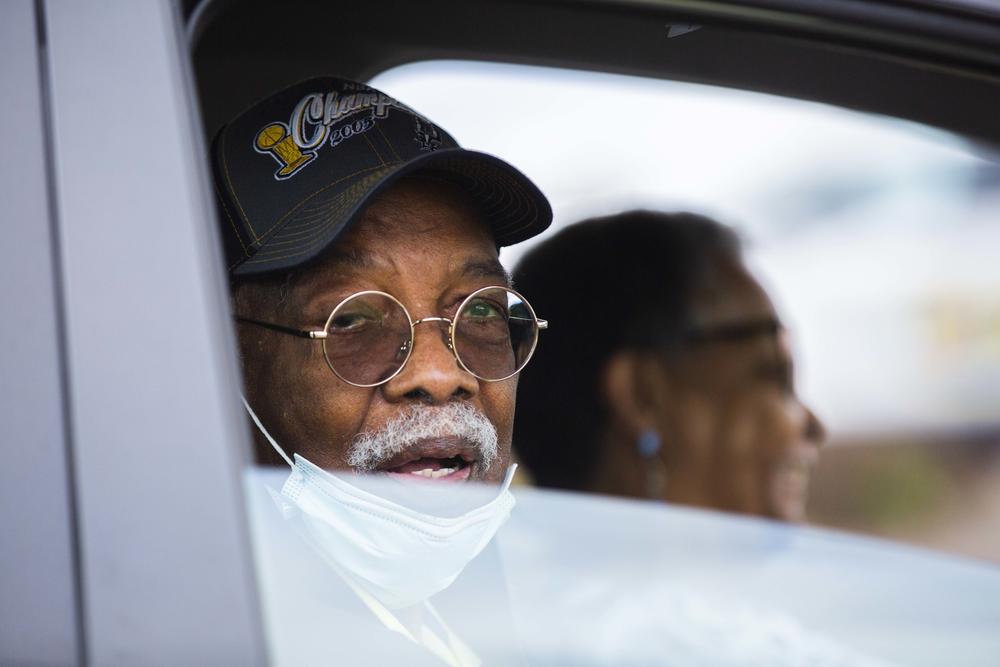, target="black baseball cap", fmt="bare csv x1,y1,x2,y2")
211,76,552,277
